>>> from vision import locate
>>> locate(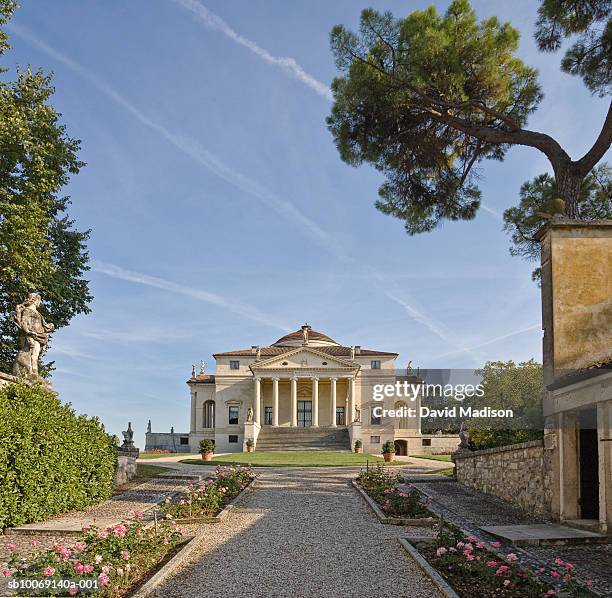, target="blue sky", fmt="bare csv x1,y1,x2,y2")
4,1,610,444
